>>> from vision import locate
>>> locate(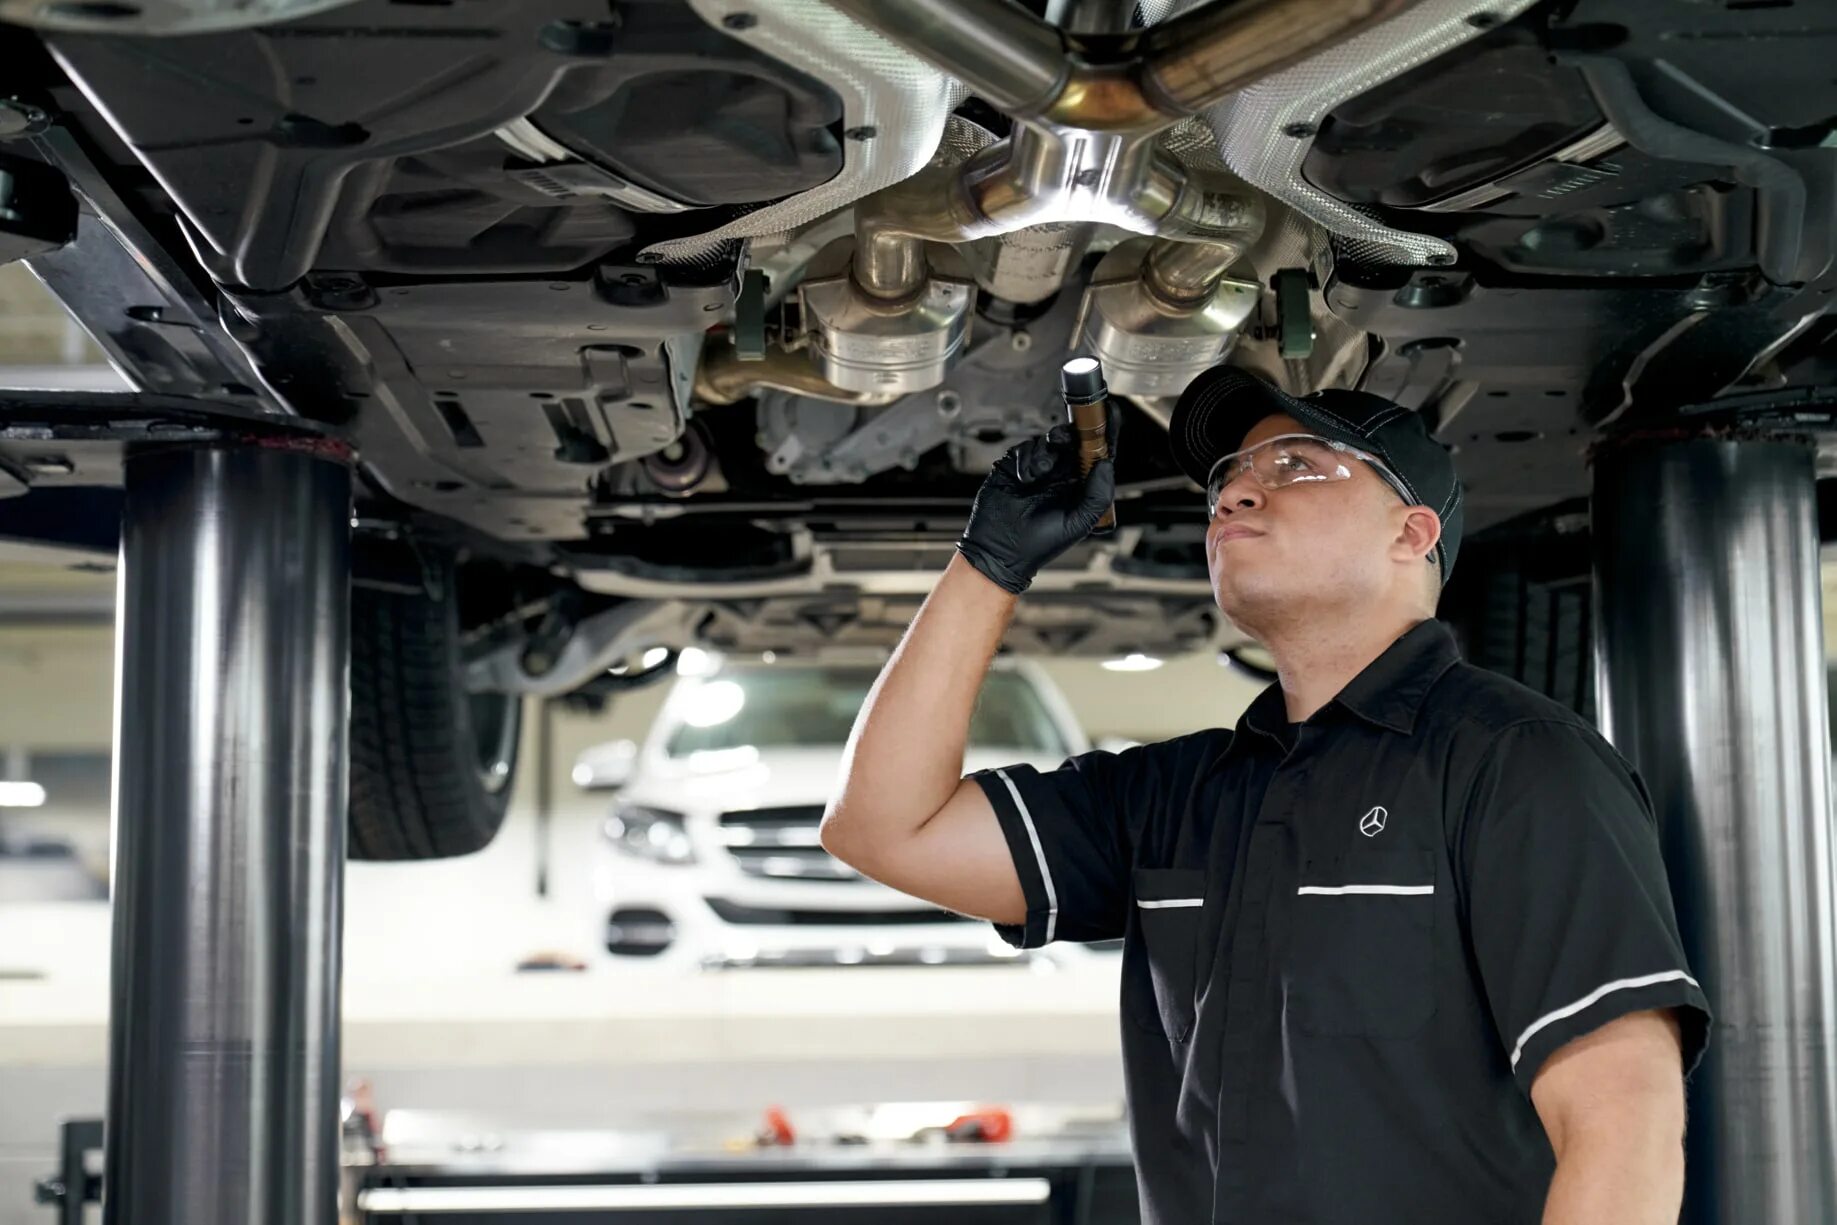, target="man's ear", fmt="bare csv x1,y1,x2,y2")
1394,506,1442,567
